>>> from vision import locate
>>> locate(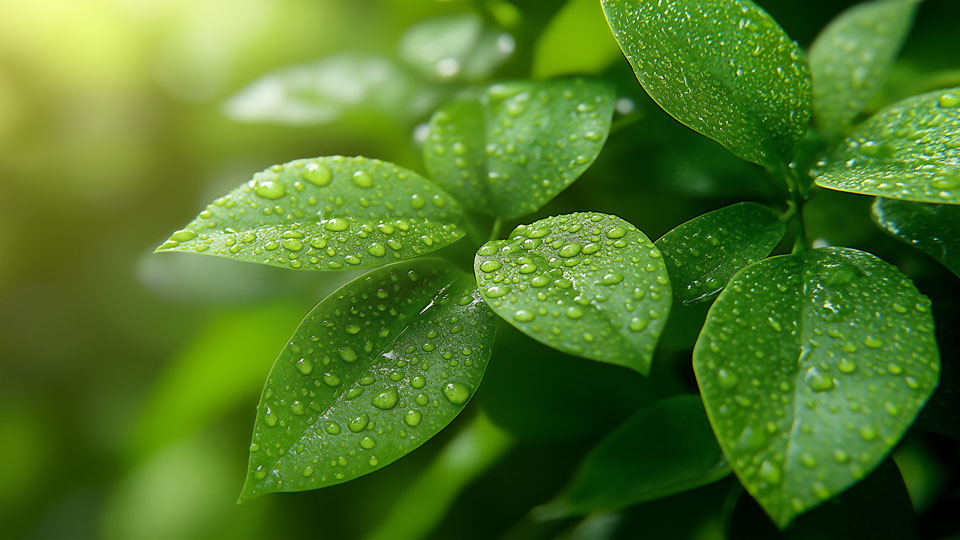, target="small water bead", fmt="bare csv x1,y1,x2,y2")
807,368,834,392
939,92,960,108
717,368,739,389
519,263,537,274
254,465,267,480
758,460,781,485
837,358,856,374
349,413,370,432
513,310,535,322
301,163,333,186
410,194,426,210
296,358,314,375
606,226,627,239
290,401,305,415
322,372,341,386
264,406,278,426
478,244,499,256
629,317,648,332
339,347,359,362
325,421,342,435
302,466,314,477
442,382,471,405
602,272,624,285
485,285,509,298
863,336,884,349
351,171,374,188
255,180,287,200
404,409,423,427
558,243,582,257
169,229,197,242
360,436,376,449
367,243,386,257
480,260,502,272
